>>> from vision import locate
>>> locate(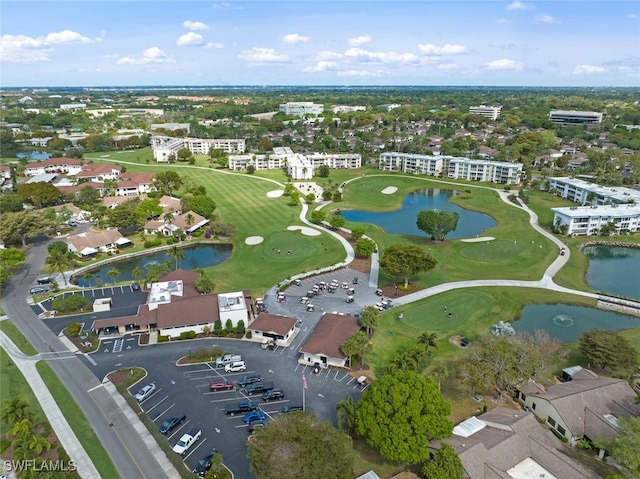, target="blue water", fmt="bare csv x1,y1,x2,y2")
74,244,232,287
584,246,640,300
513,303,640,342
16,151,51,160
341,188,497,239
